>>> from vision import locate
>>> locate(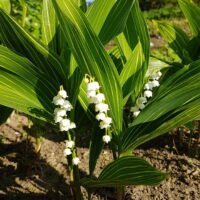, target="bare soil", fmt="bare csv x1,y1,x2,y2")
0,113,199,200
